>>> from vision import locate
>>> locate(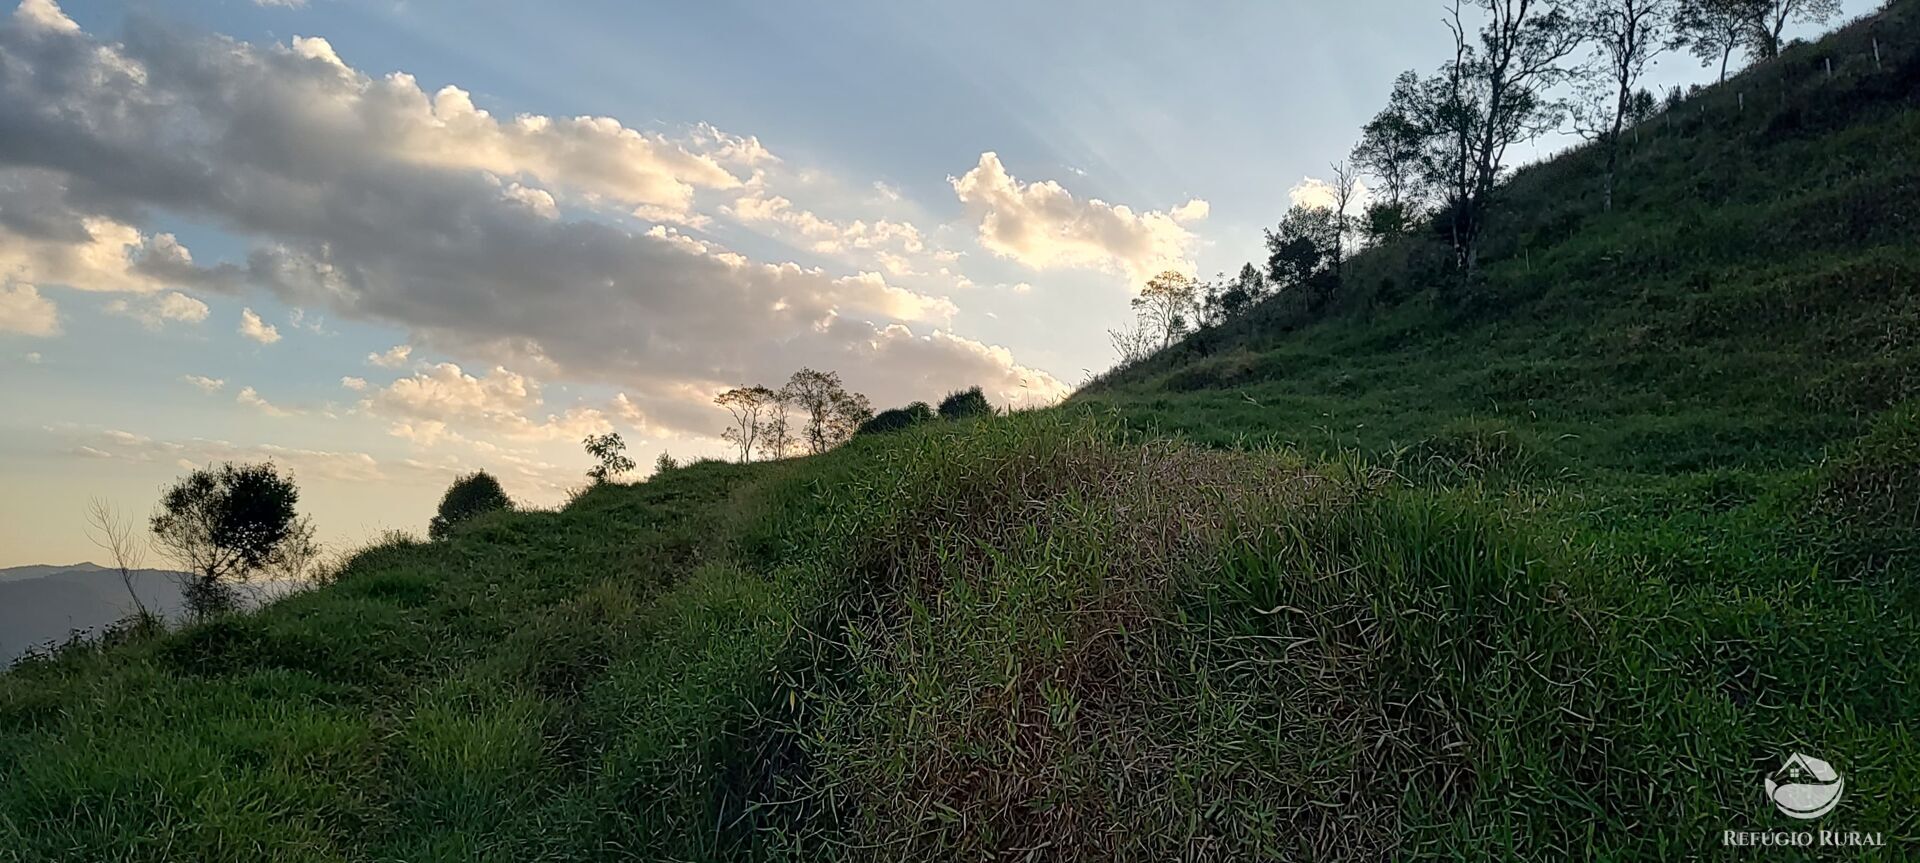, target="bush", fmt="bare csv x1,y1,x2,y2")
936,386,994,420
856,401,935,436
429,471,513,540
